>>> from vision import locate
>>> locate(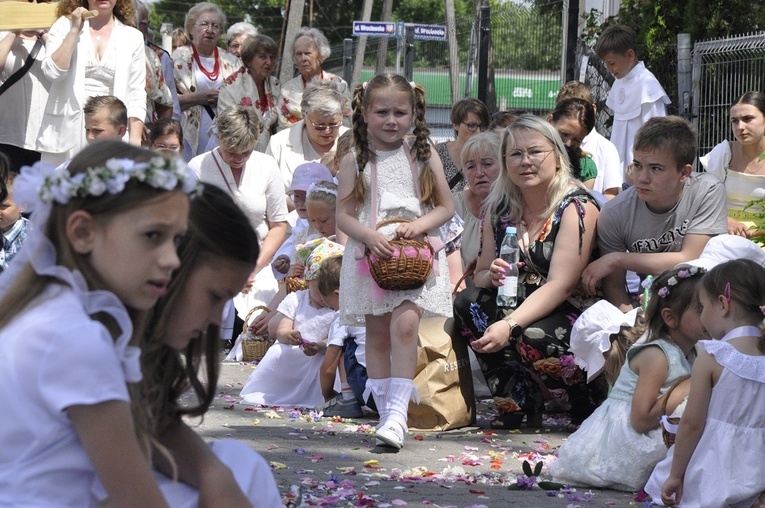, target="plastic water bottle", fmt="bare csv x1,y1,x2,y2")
496,226,519,308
